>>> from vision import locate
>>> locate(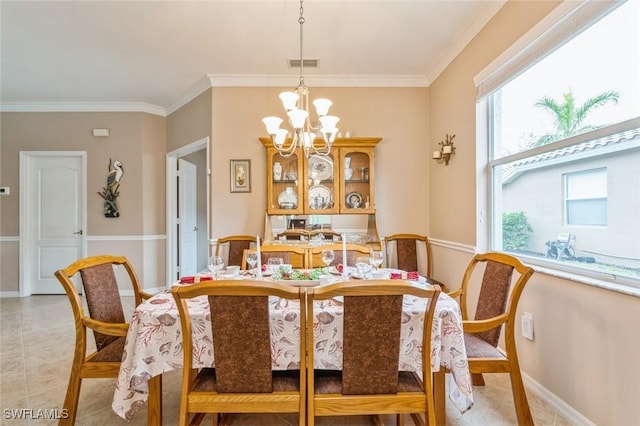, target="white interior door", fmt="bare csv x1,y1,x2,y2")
24,154,85,294
179,159,198,277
